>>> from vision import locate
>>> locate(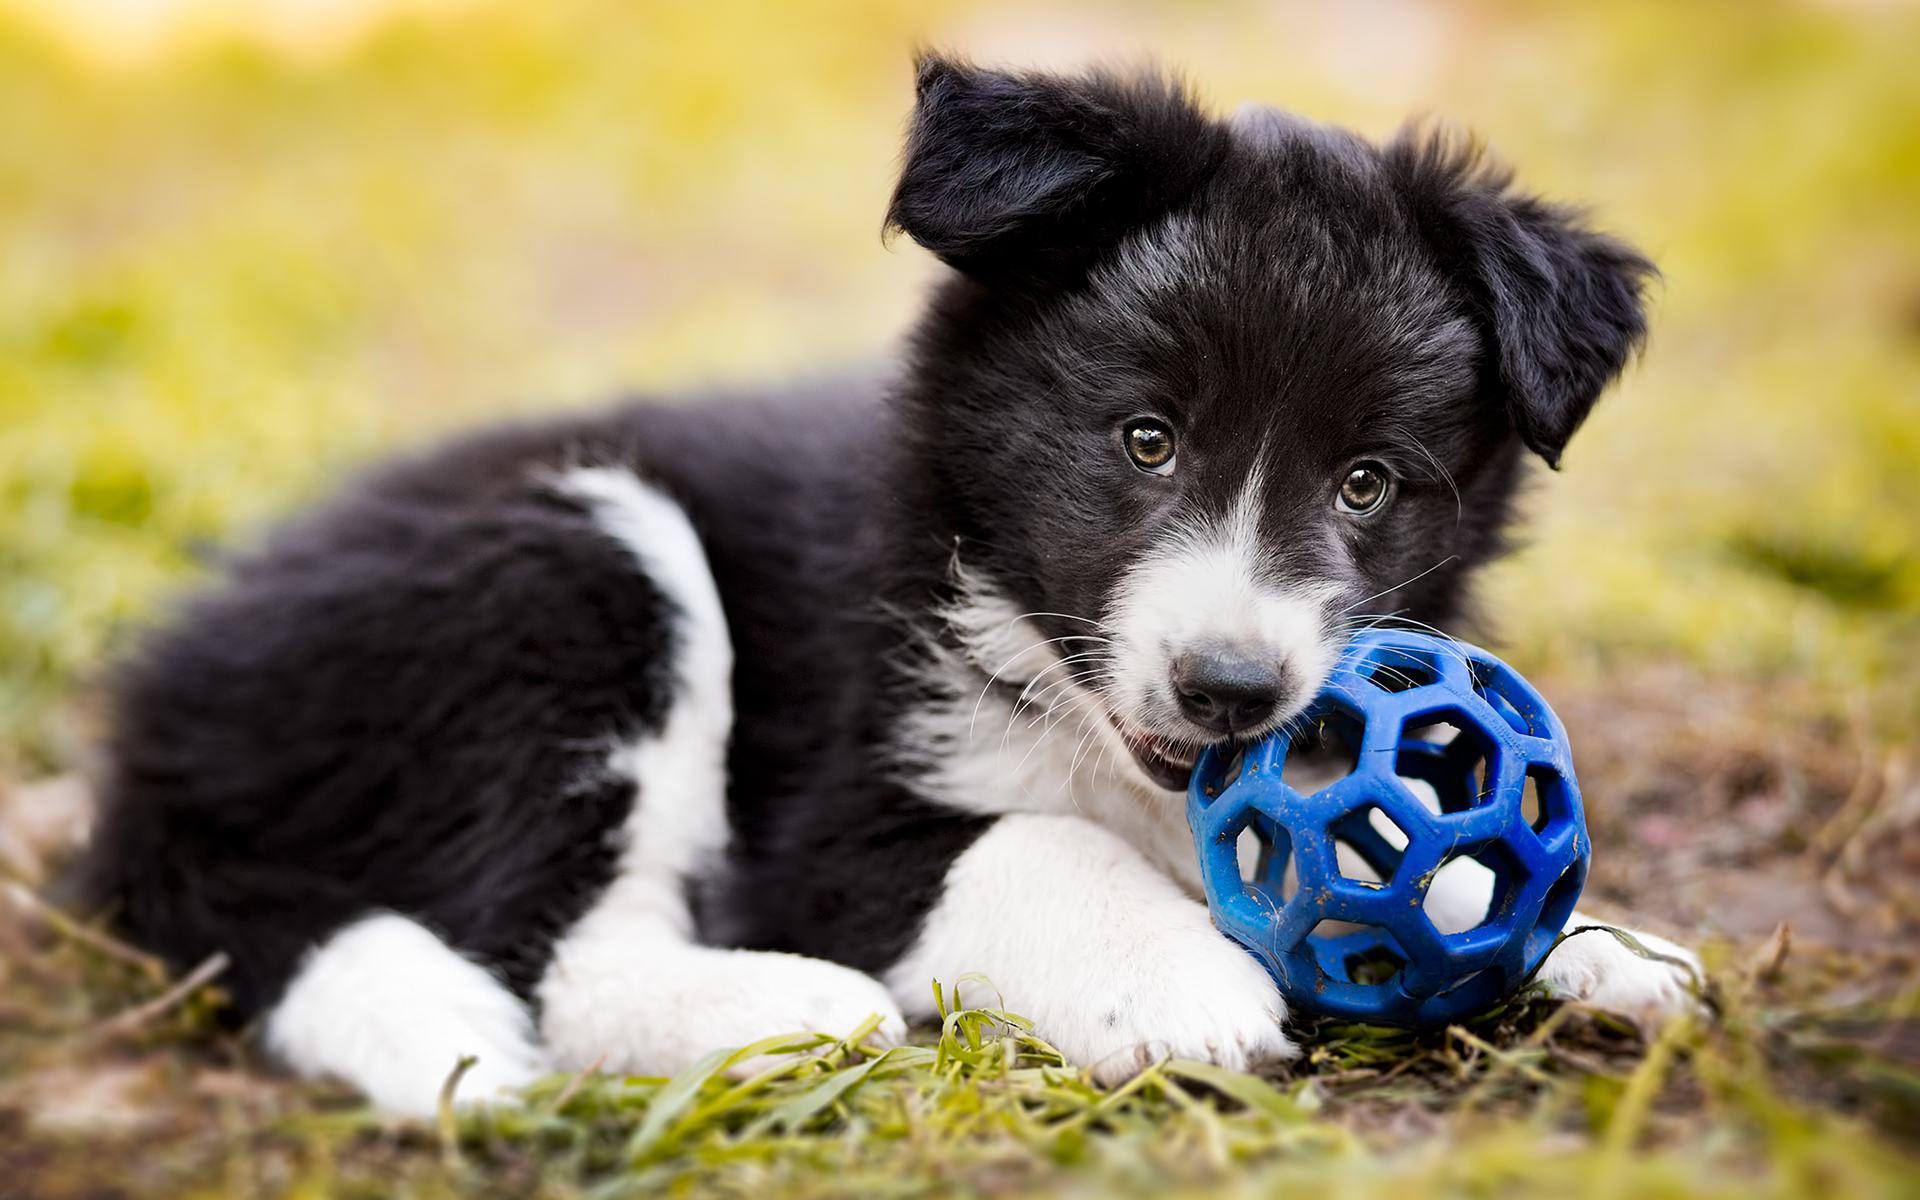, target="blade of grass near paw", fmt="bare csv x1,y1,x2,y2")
623,1032,827,1163
1162,1059,1310,1124
760,1050,889,1133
